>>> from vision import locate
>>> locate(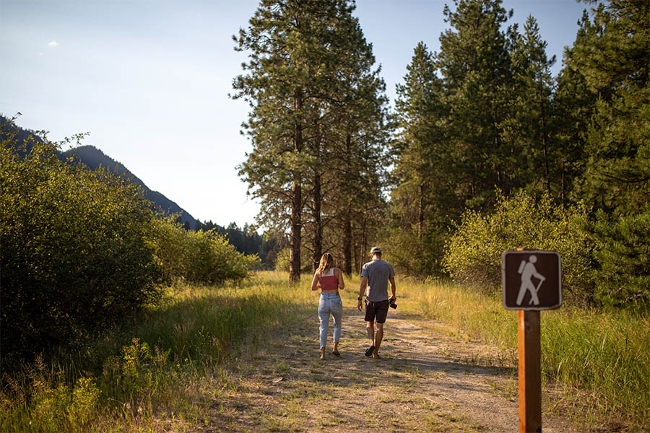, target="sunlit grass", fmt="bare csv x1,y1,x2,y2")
0,271,308,432
399,277,650,427
541,309,650,422
1,271,648,431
